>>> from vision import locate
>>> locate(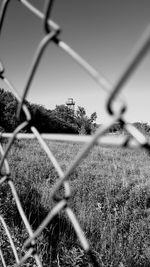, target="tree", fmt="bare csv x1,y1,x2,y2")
0,88,97,134
76,106,86,118
52,104,97,135
28,103,78,134
90,112,97,123
75,106,97,134
0,88,19,131
51,105,75,125
0,89,78,134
